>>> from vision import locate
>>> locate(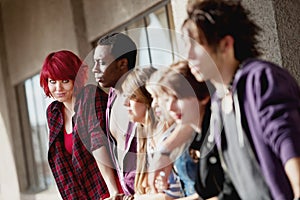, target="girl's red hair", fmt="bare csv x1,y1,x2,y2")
40,50,87,97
